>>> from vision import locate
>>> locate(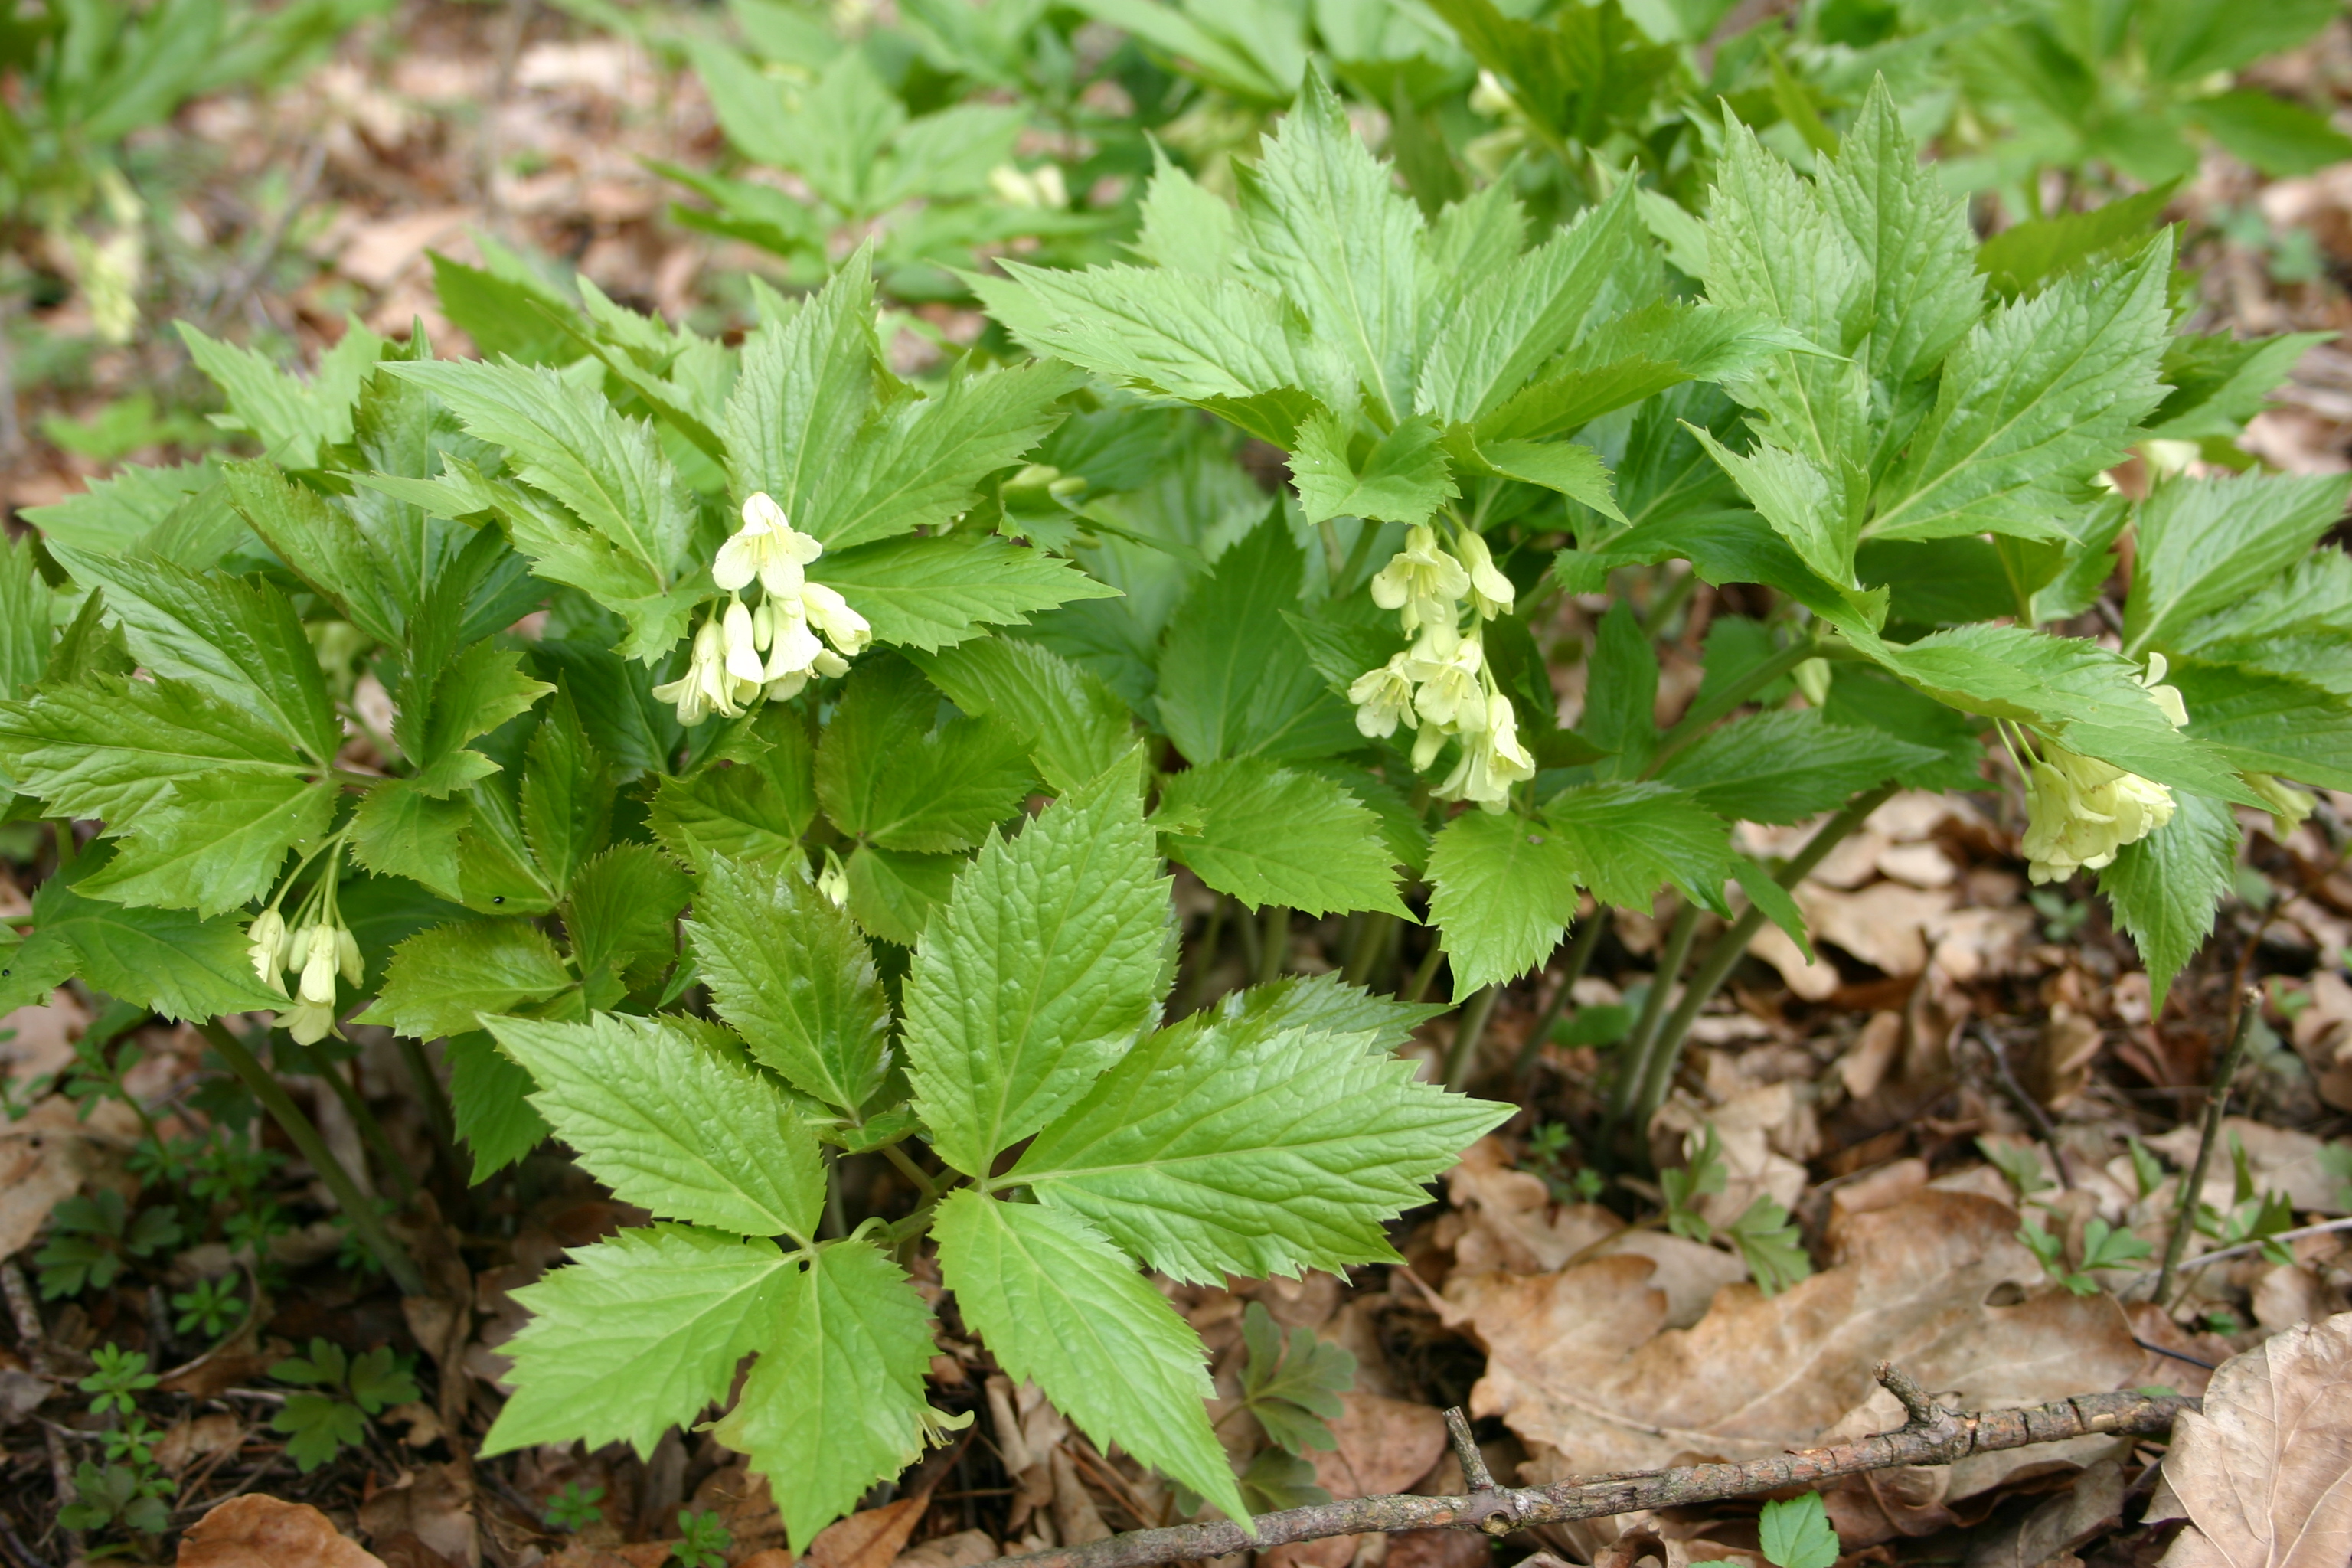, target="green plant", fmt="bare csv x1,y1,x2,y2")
77,1344,158,1416
671,1509,733,1568
544,1482,607,1533
2020,1214,2155,1295
32,1187,181,1297
1693,1489,1838,1568
267,1338,422,1471
1662,1125,1811,1295
170,1272,246,1339
60,1345,175,1540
